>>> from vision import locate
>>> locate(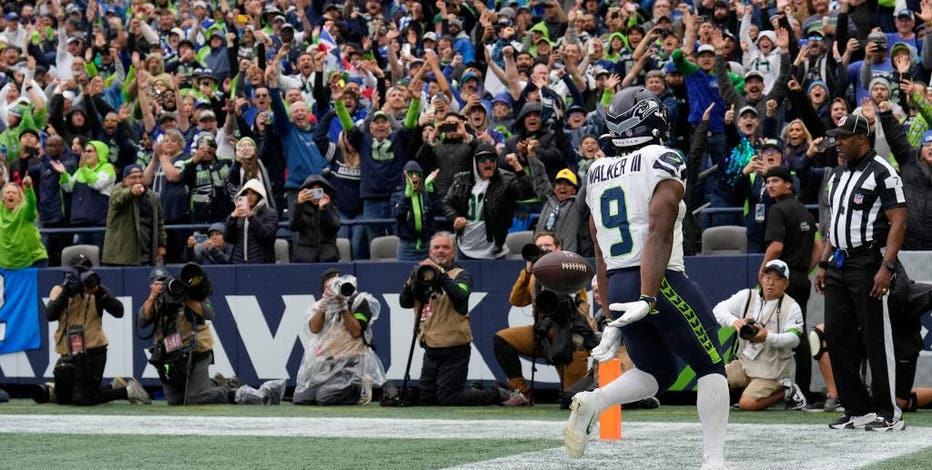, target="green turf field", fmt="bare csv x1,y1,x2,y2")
2,400,931,469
